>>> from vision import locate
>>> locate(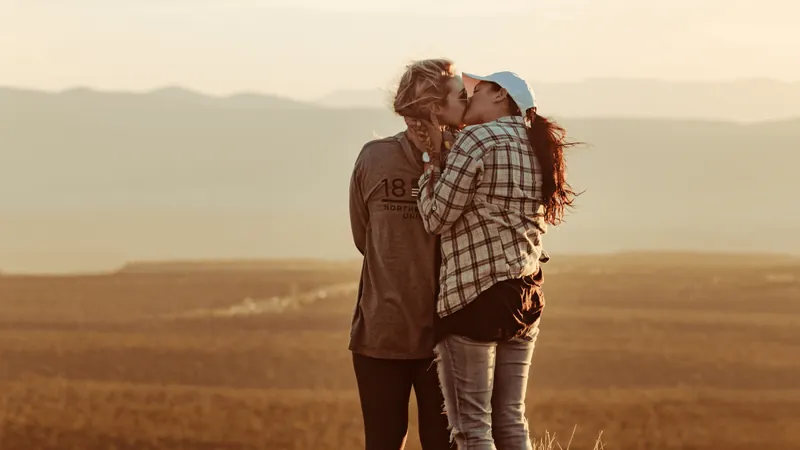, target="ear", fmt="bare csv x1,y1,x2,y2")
492,88,509,104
